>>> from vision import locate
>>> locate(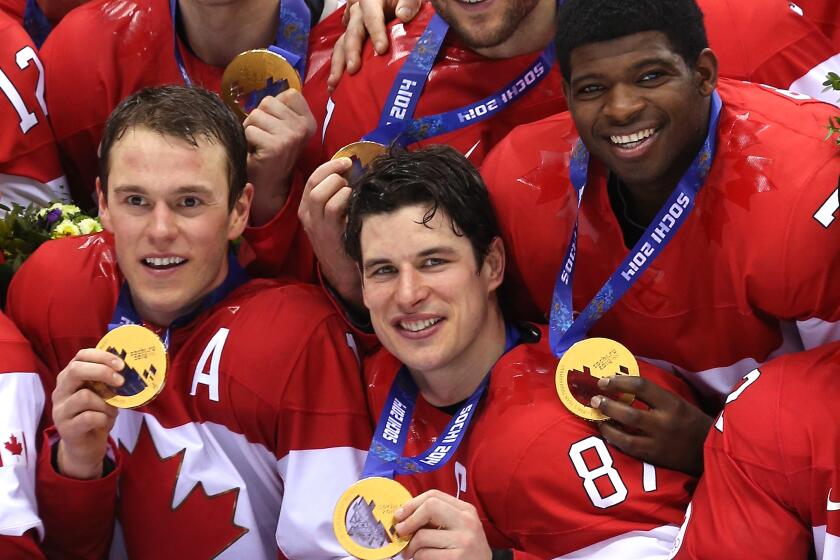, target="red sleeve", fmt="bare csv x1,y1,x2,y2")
672,359,815,559
0,531,45,559
239,170,317,282
0,13,69,207
36,428,120,560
